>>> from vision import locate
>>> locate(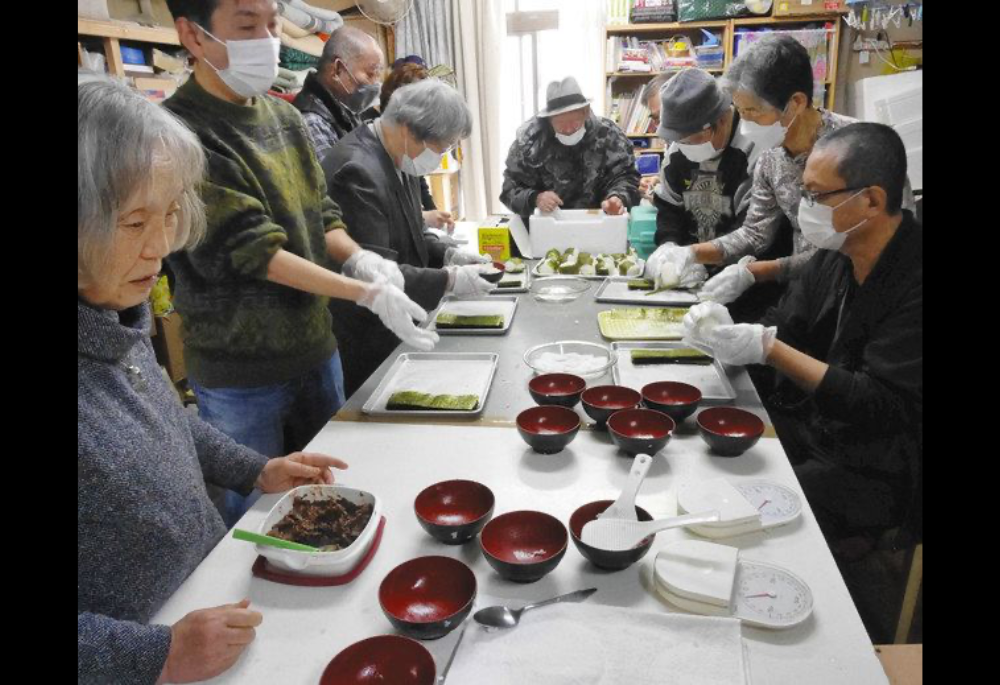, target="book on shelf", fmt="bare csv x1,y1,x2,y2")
630,0,676,23
608,81,658,136
606,0,631,26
